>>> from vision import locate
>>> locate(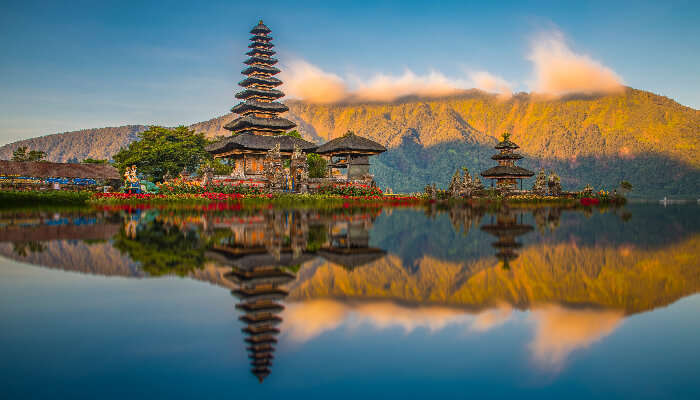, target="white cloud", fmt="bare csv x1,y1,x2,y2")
527,30,624,96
